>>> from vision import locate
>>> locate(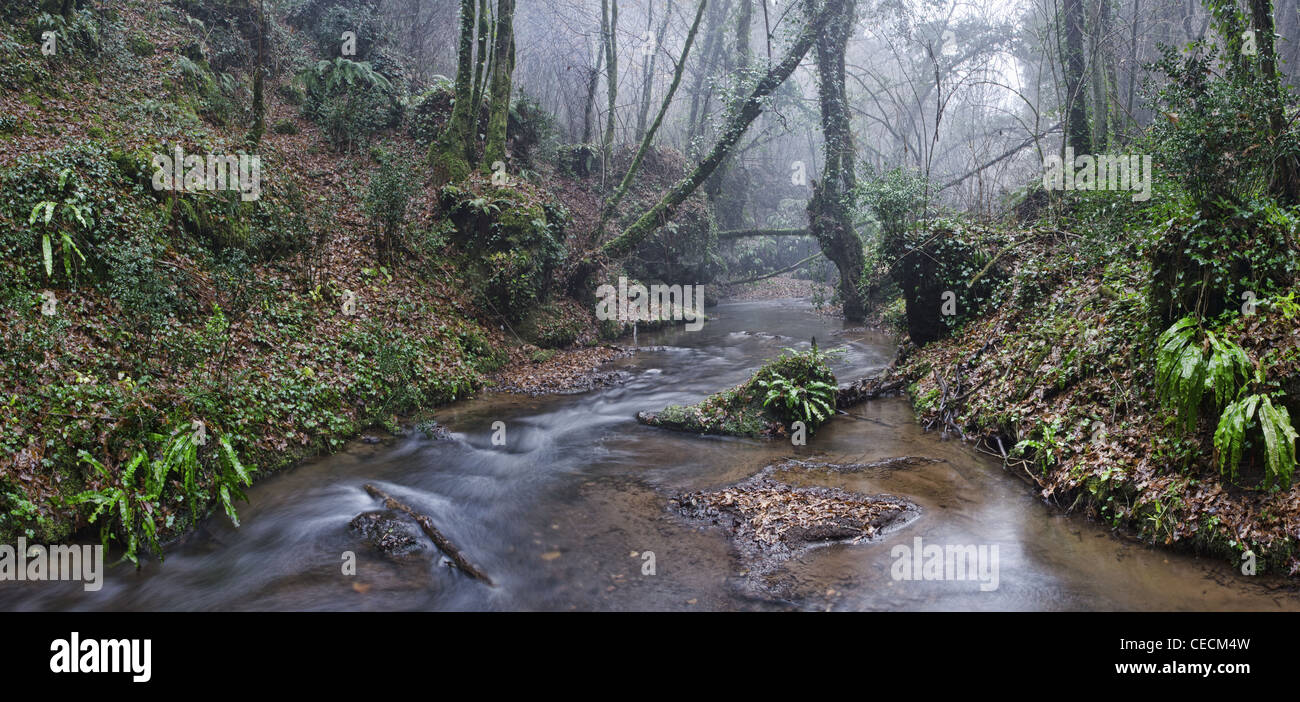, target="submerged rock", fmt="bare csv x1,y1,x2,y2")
348,510,429,561
414,420,454,441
